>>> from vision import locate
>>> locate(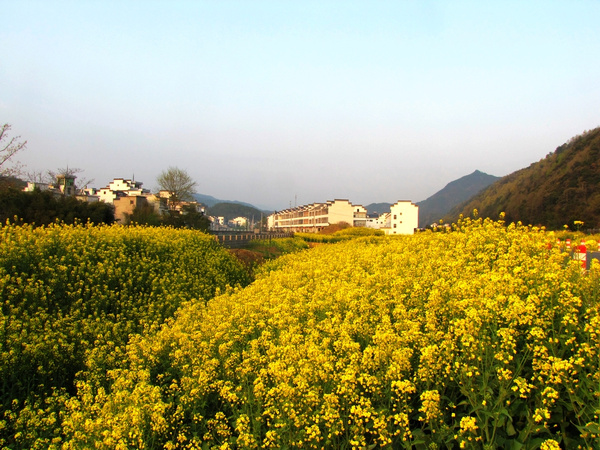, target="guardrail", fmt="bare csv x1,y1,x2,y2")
555,239,600,270
212,232,294,249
